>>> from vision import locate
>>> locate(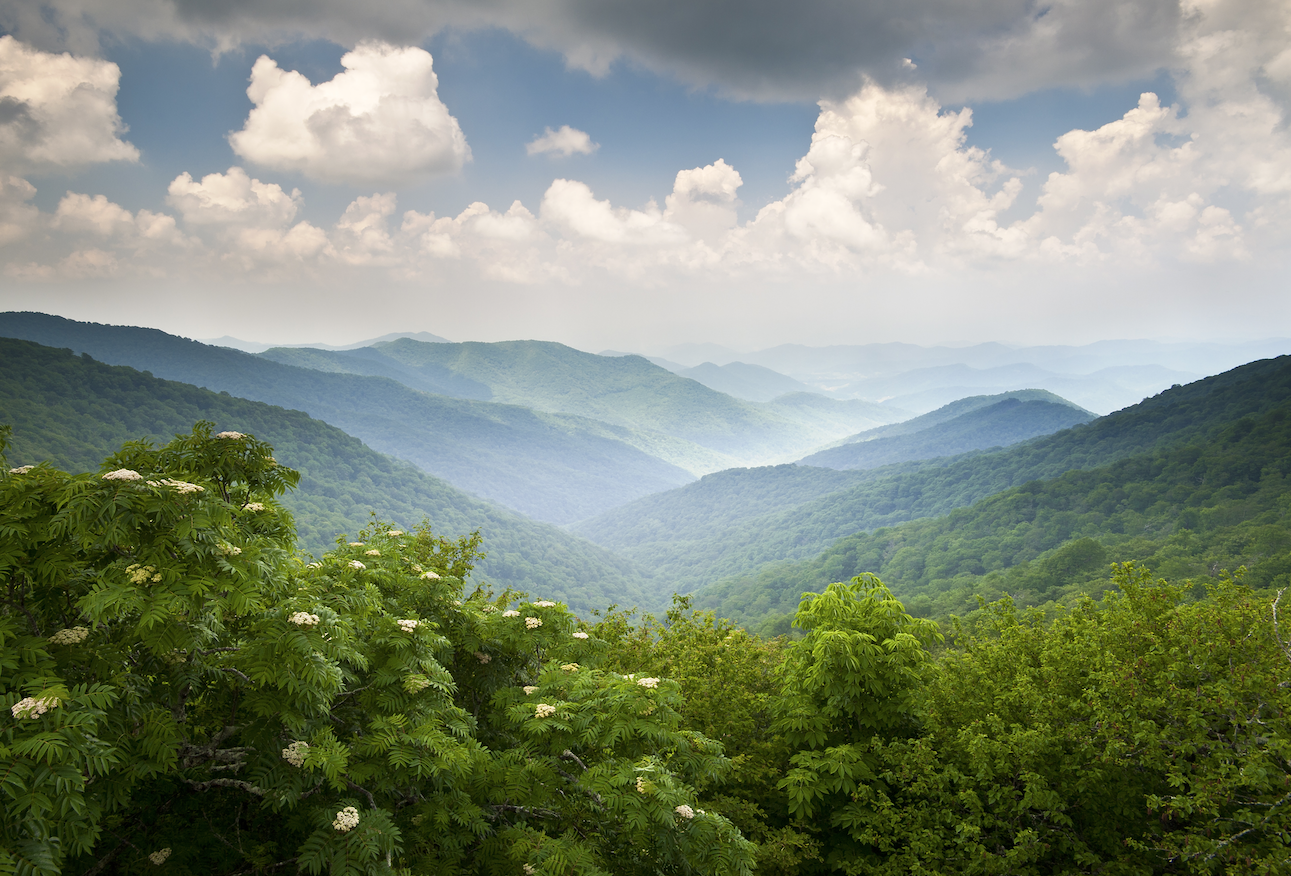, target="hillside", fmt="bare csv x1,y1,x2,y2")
0,337,653,614
576,355,1291,593
0,312,703,524
675,361,816,402
798,397,1096,470
698,396,1291,632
